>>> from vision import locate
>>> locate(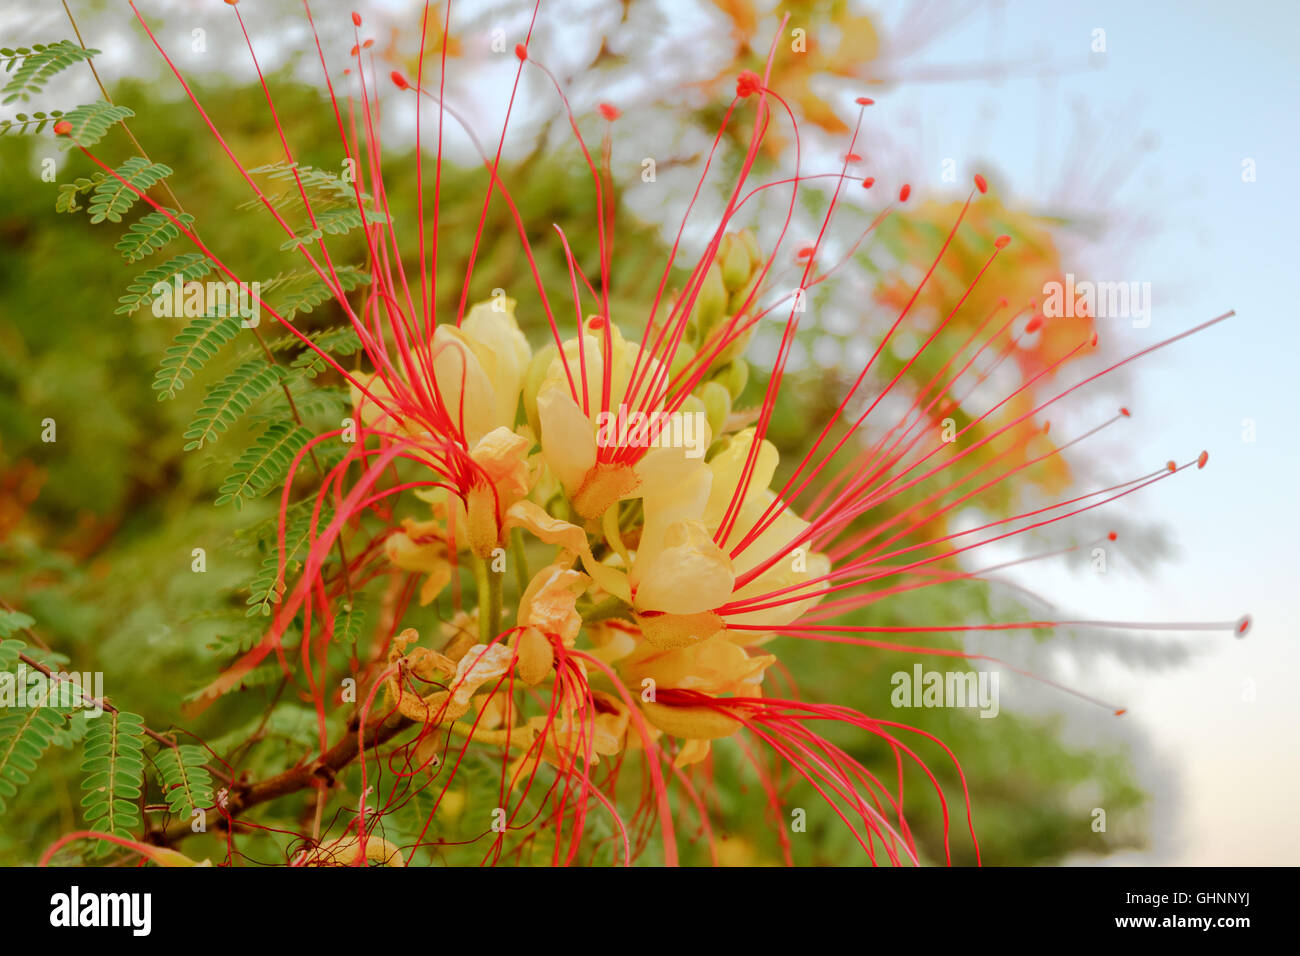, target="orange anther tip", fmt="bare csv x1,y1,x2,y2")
390,70,409,89
797,247,814,259
1236,615,1251,638
53,120,72,135
1025,316,1042,333
598,102,621,121
861,177,875,188
994,234,1010,249
1197,450,1209,469
1120,406,1131,417
845,152,861,162
1114,709,1127,717
1165,460,1177,473
1090,332,1099,346
351,12,361,26
898,184,911,202
855,96,874,106
363,39,374,48
974,173,987,193
515,43,528,60
1107,531,1117,541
